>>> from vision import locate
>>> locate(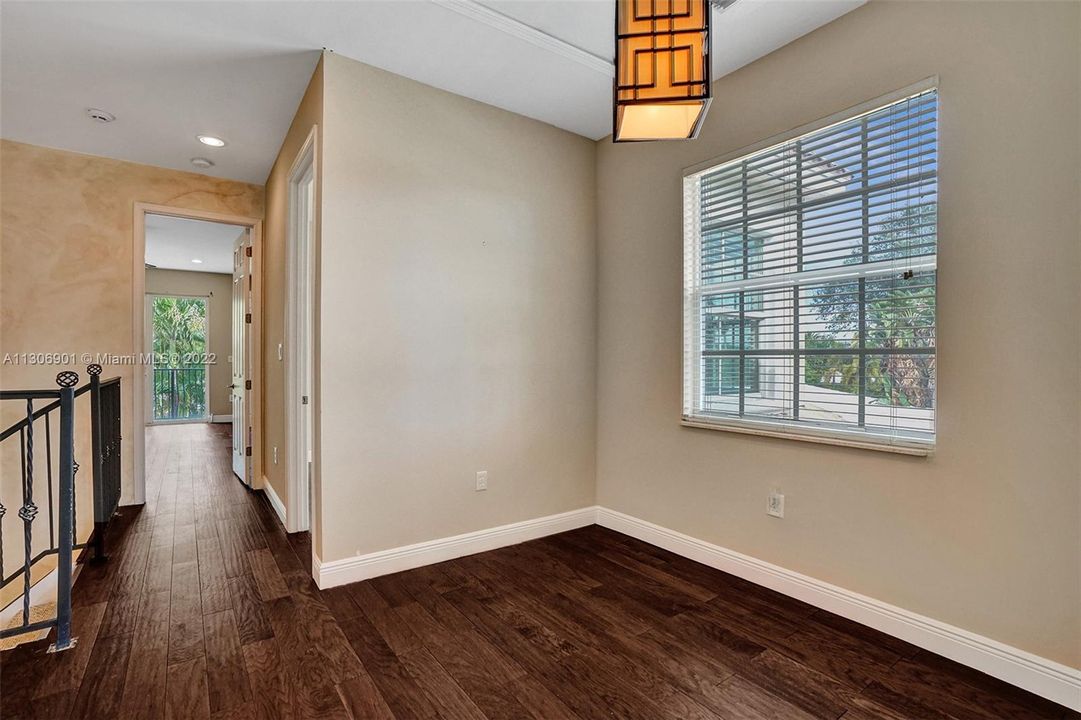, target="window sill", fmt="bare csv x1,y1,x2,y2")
680,416,933,457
